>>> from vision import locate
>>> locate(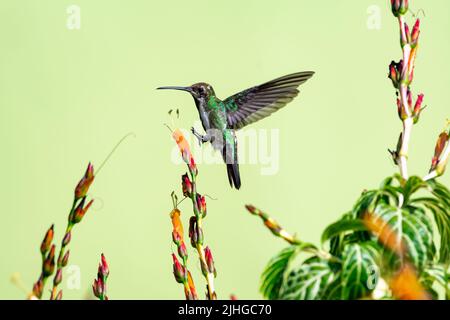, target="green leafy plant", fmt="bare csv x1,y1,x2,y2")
249,0,449,300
